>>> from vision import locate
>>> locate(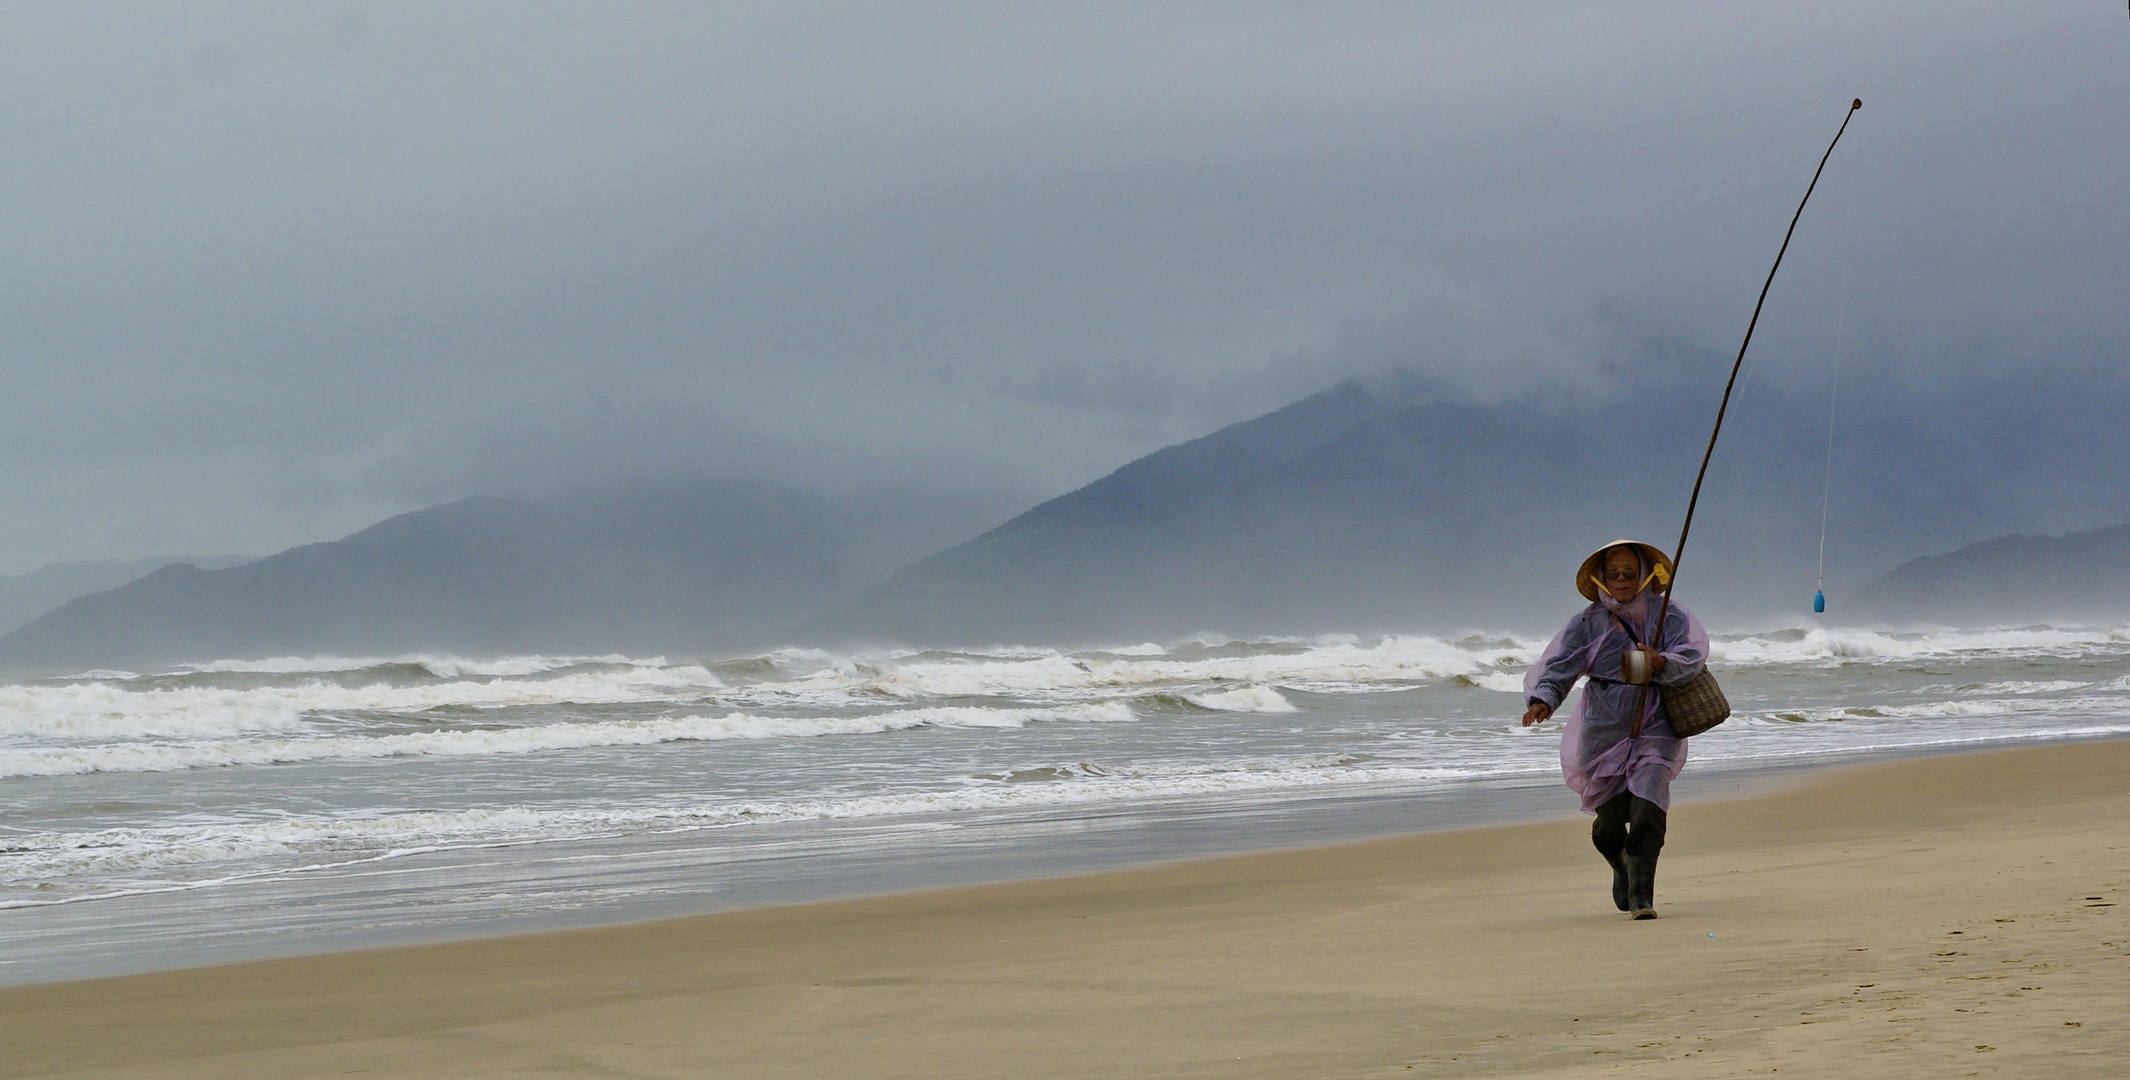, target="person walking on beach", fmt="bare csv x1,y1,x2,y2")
1520,540,1709,919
